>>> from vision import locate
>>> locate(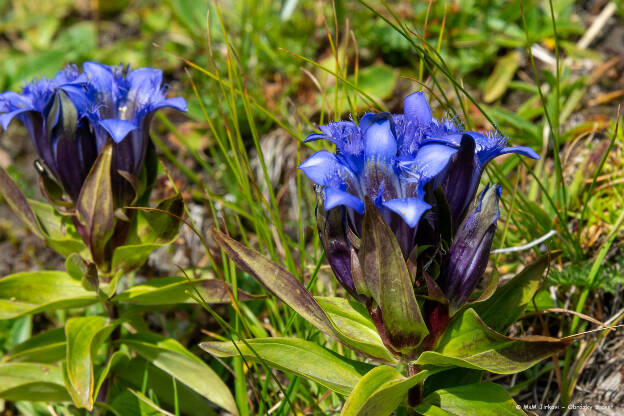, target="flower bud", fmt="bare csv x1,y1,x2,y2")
438,185,501,312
